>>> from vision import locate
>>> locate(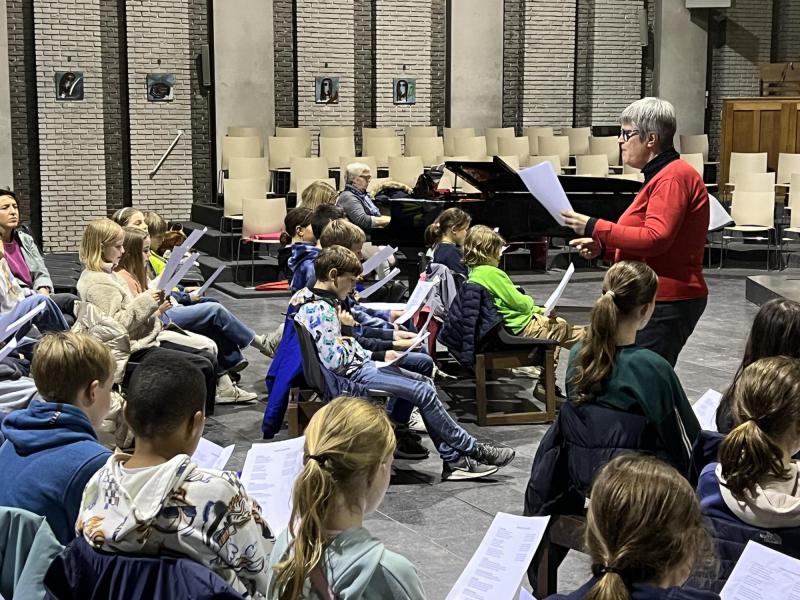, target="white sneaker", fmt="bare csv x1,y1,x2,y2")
216,375,258,404
408,407,428,434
